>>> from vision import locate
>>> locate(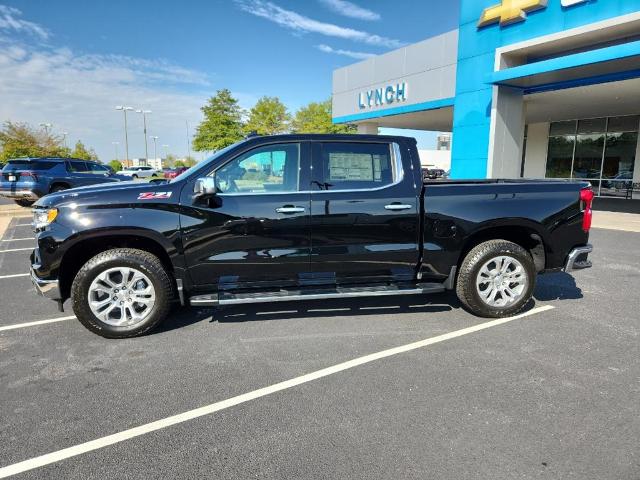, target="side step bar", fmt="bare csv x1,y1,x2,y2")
189,283,445,307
